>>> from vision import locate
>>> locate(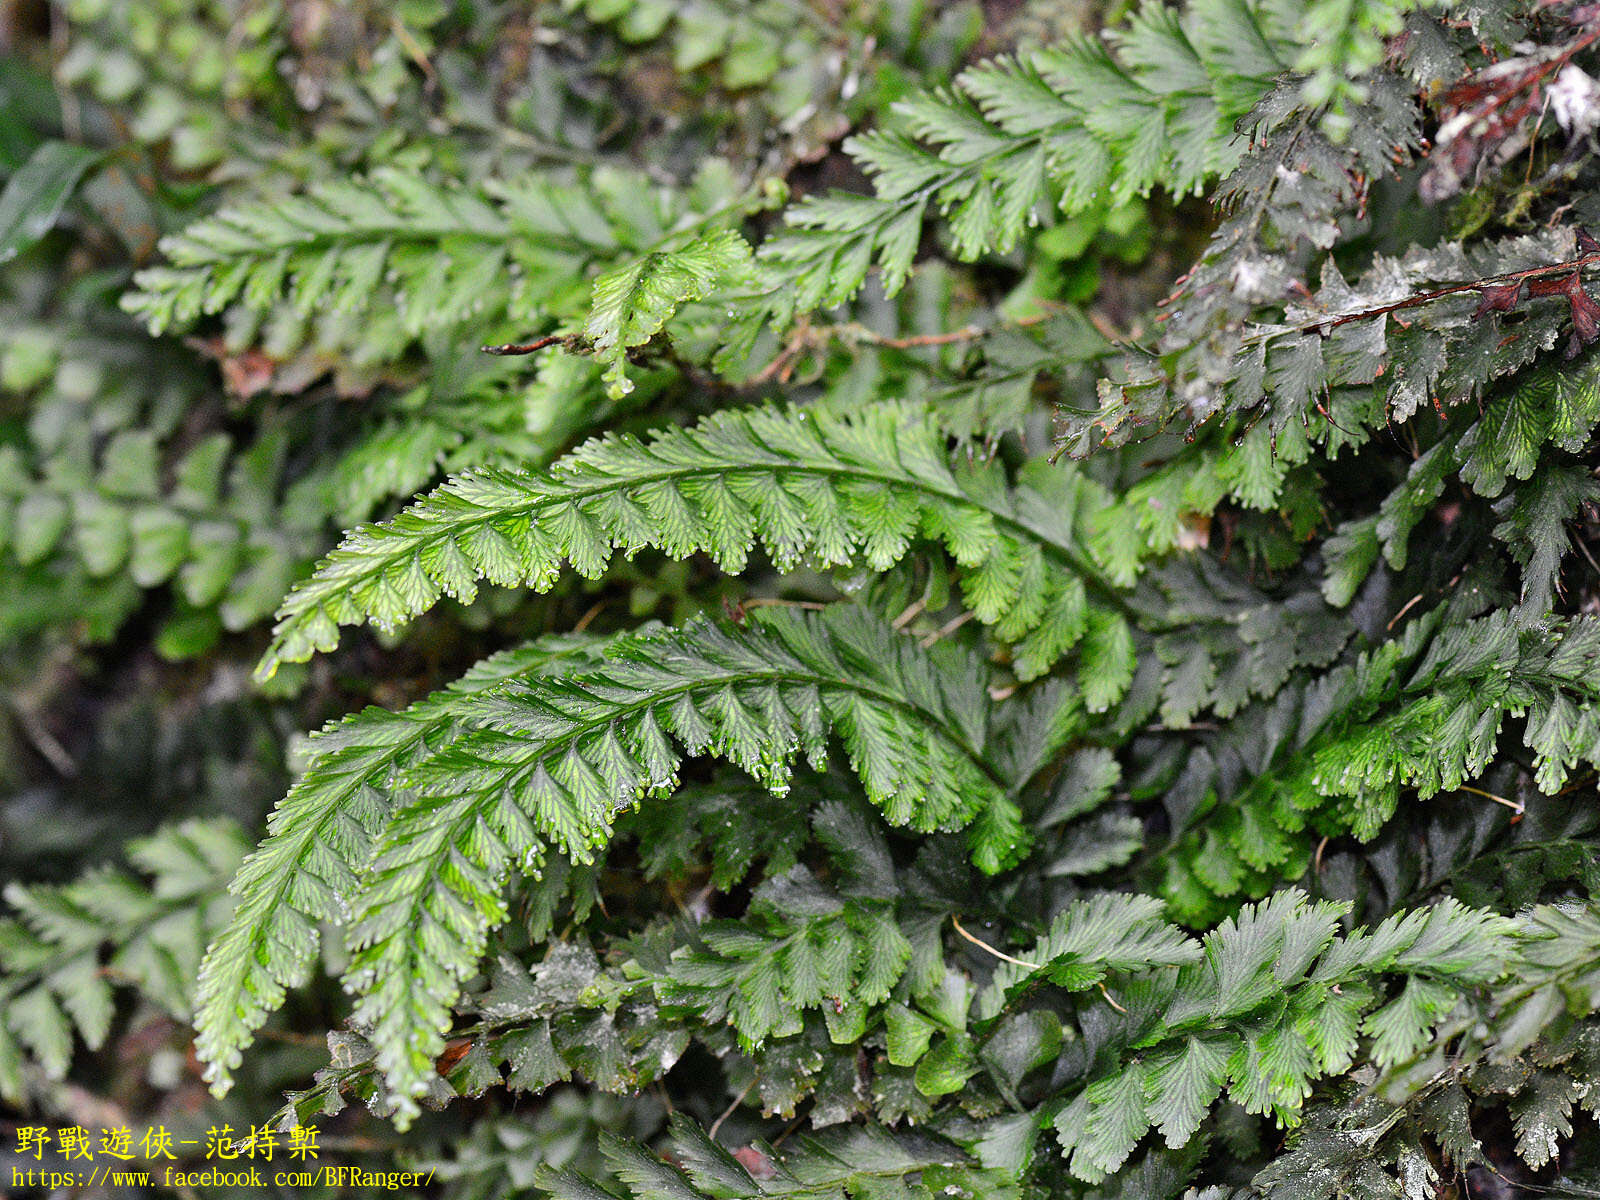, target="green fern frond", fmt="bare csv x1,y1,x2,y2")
254,402,1145,686
124,169,512,337
759,0,1298,312
337,604,1020,1122
194,634,615,1097
1255,901,1600,1200
1022,889,1512,1181
1157,612,1600,921
650,799,922,1049
202,604,1031,1120
0,819,248,1102
1062,78,1423,456
122,164,765,343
